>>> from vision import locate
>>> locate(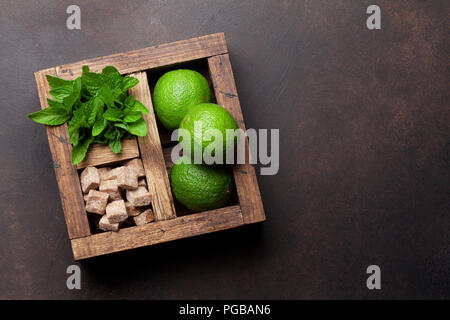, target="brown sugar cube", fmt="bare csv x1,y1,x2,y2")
98,167,112,182
106,200,128,223
133,209,155,226
103,166,125,181
126,186,152,207
122,167,139,190
125,201,142,217
105,167,138,190
80,166,100,193
124,158,146,177
138,178,147,187
85,190,109,215
99,179,122,201
103,166,121,181
99,215,119,232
